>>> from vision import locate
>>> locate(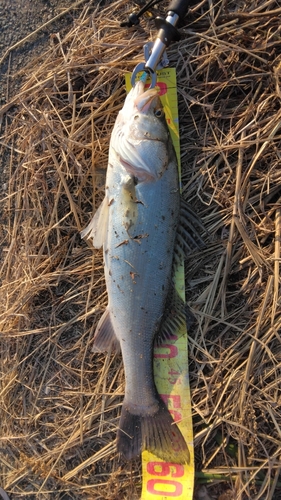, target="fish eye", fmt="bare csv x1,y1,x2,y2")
154,108,164,118
134,114,139,120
